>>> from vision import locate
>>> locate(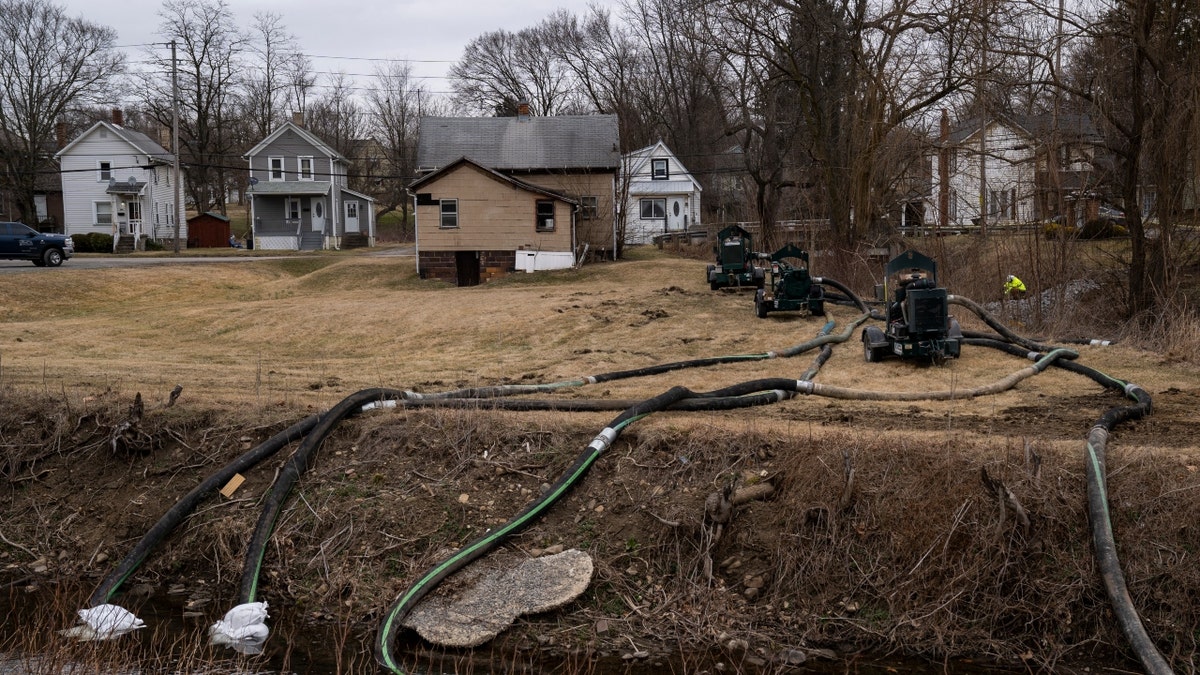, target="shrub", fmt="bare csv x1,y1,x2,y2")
1079,219,1128,239
70,232,113,252
144,238,164,251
